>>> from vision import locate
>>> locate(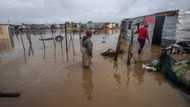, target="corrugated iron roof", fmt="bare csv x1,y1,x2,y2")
123,10,179,21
